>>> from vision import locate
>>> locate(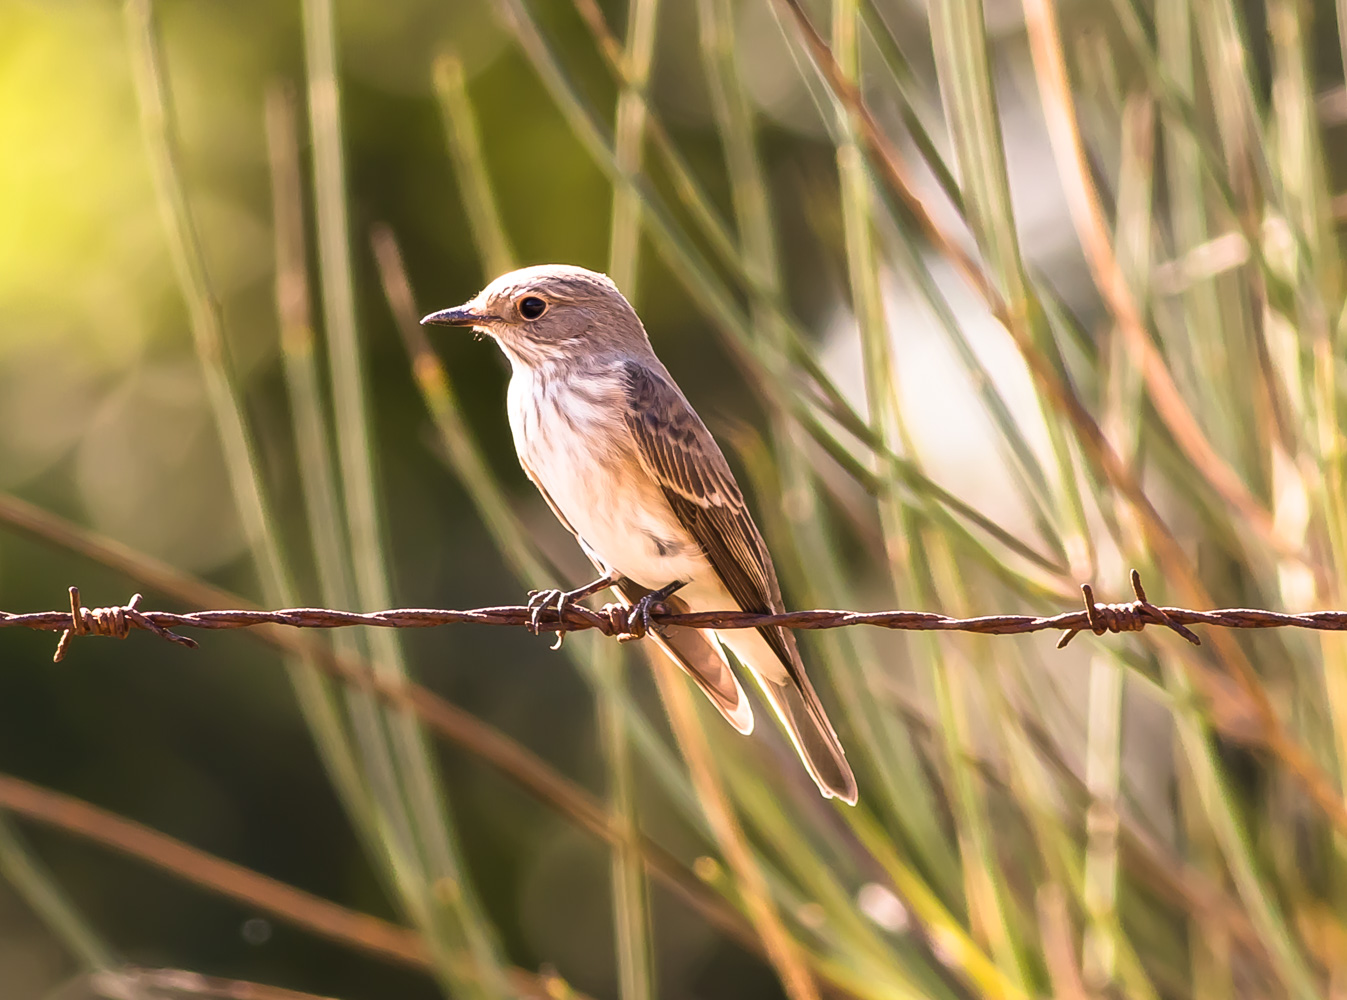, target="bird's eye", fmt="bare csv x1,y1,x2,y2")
518,296,547,320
